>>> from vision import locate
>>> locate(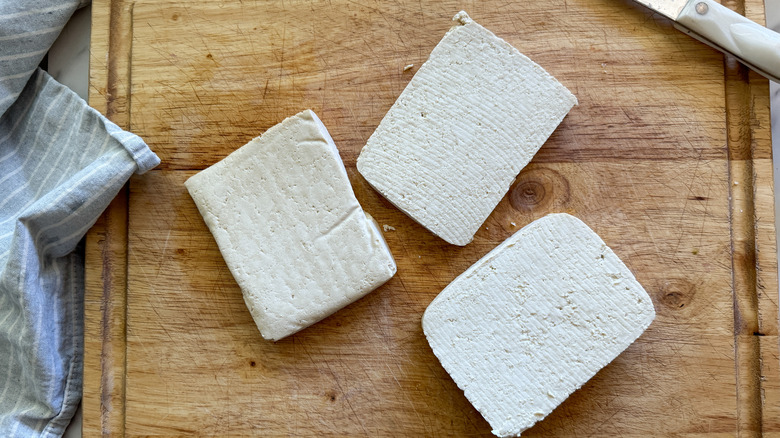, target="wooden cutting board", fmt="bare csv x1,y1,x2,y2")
83,0,780,435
